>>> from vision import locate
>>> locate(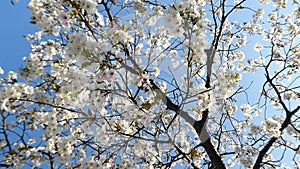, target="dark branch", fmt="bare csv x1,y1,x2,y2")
253,106,300,168
201,139,226,169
